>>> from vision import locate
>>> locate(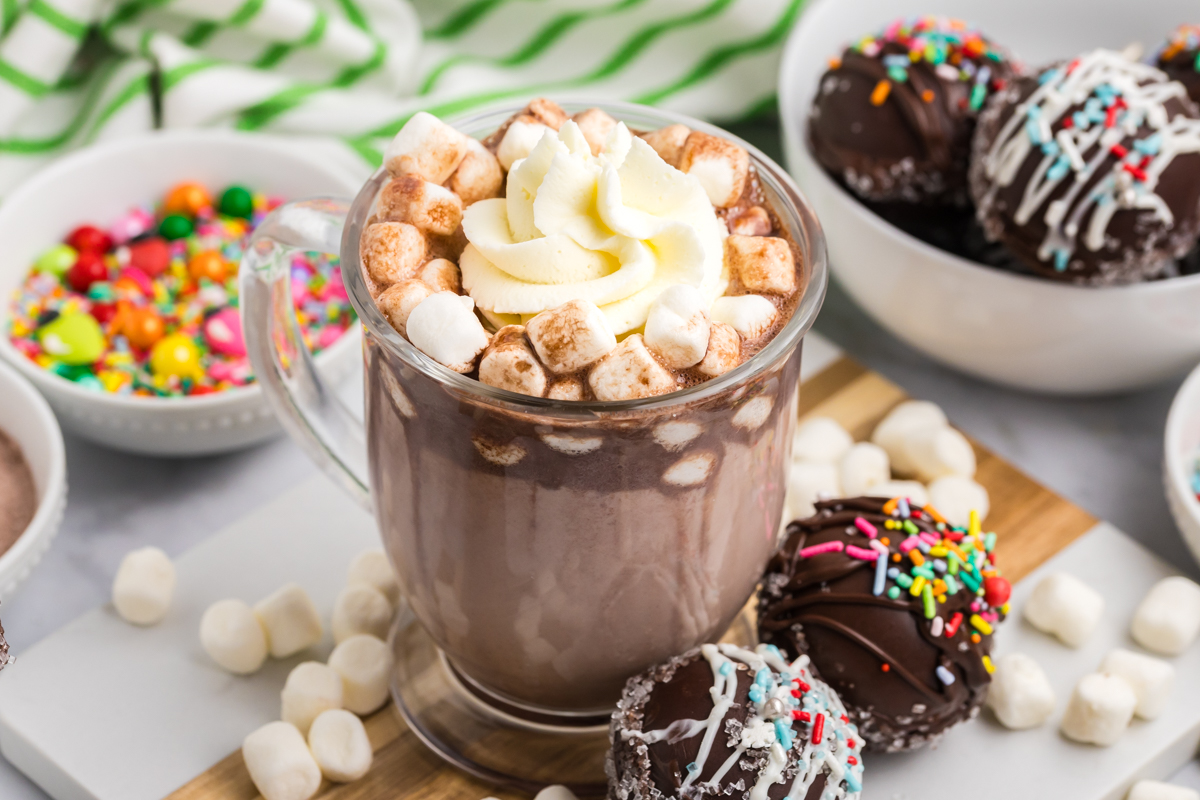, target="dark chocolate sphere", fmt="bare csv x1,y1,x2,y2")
758,496,1006,753
608,645,865,800
808,18,1016,205
969,49,1200,284
1155,25,1200,106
